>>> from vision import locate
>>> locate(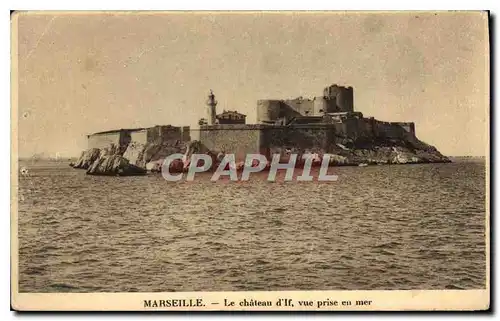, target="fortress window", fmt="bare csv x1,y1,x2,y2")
305,111,309,115
319,109,324,113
